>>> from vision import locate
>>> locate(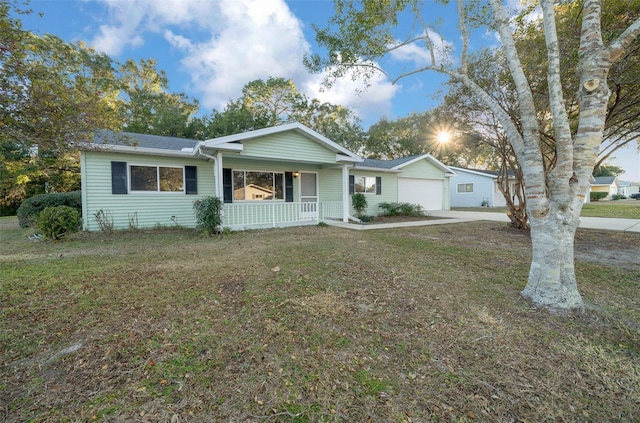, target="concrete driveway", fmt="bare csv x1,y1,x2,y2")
329,210,640,233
